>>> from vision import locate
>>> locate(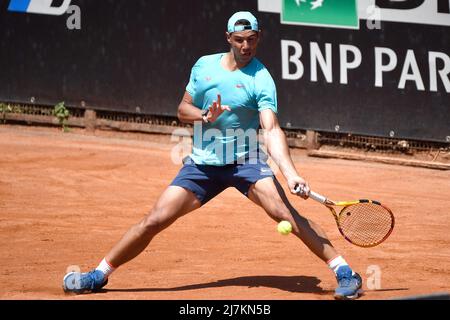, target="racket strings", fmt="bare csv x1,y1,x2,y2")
338,203,394,247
